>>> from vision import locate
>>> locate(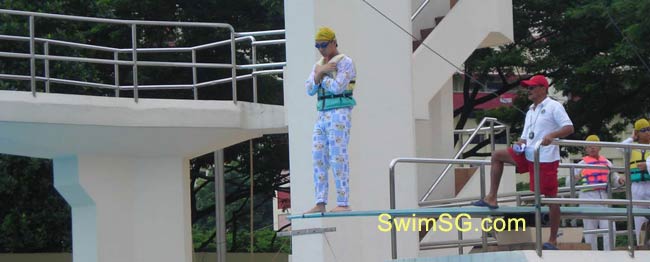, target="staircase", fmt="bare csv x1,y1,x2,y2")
411,0,514,119
412,16,445,51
